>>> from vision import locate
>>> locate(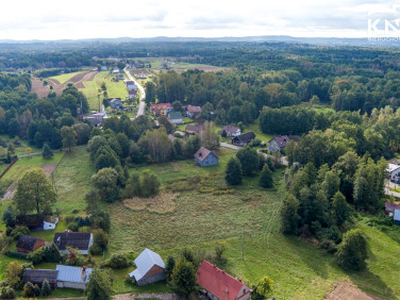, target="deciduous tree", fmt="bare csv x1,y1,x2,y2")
85,268,113,300
14,168,57,215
